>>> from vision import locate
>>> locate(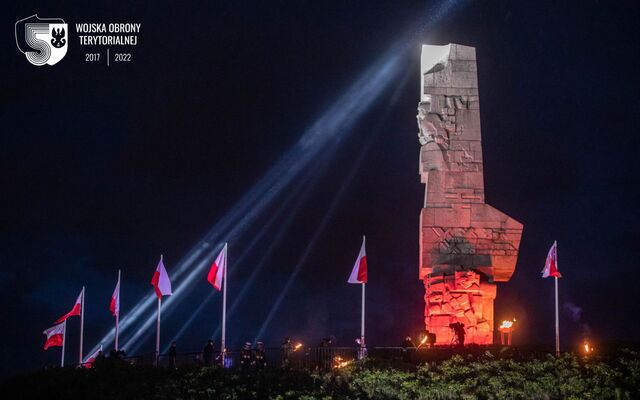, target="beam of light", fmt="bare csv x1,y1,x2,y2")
128,166,323,354
182,61,408,348
160,166,322,353
154,172,313,354
87,0,464,357
127,184,322,352
209,159,326,341
253,69,411,342
165,159,327,351
108,47,403,355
